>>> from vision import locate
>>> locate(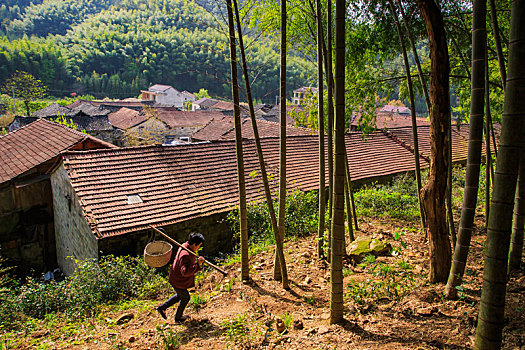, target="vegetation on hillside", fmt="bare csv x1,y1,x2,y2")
0,0,315,102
